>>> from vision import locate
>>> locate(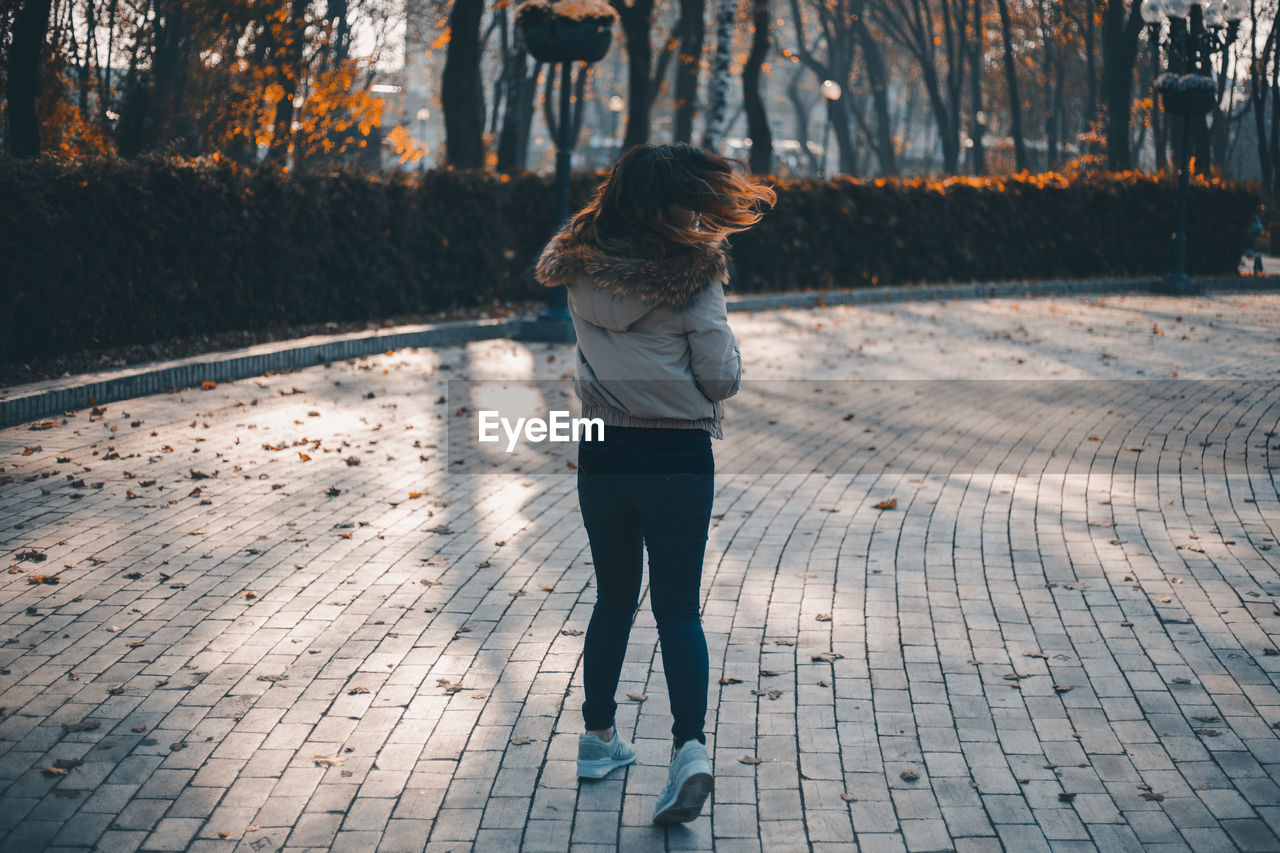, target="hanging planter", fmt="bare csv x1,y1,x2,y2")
1157,72,1218,115
515,0,618,64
